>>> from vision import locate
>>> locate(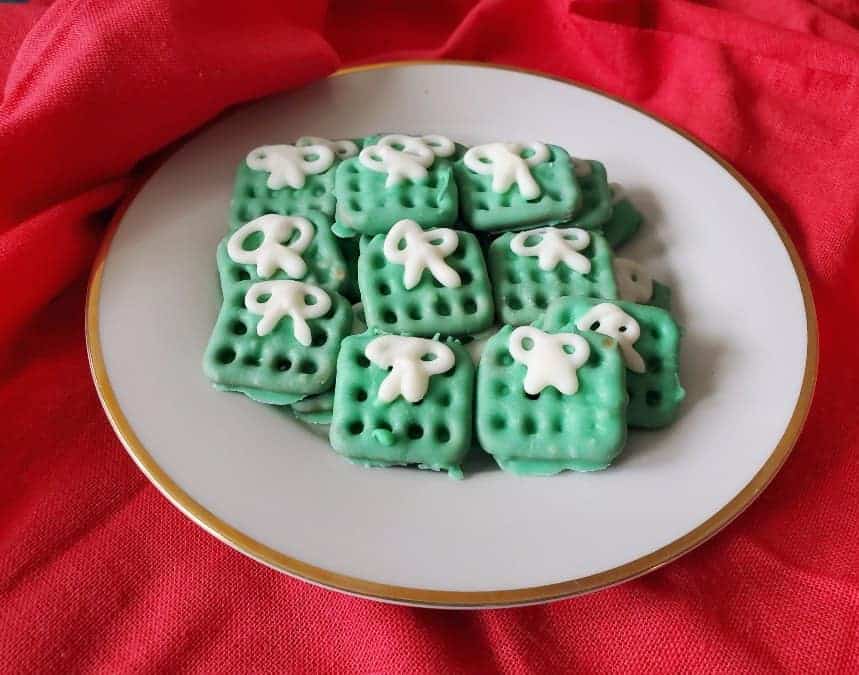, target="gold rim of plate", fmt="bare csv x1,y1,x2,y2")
85,60,819,608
